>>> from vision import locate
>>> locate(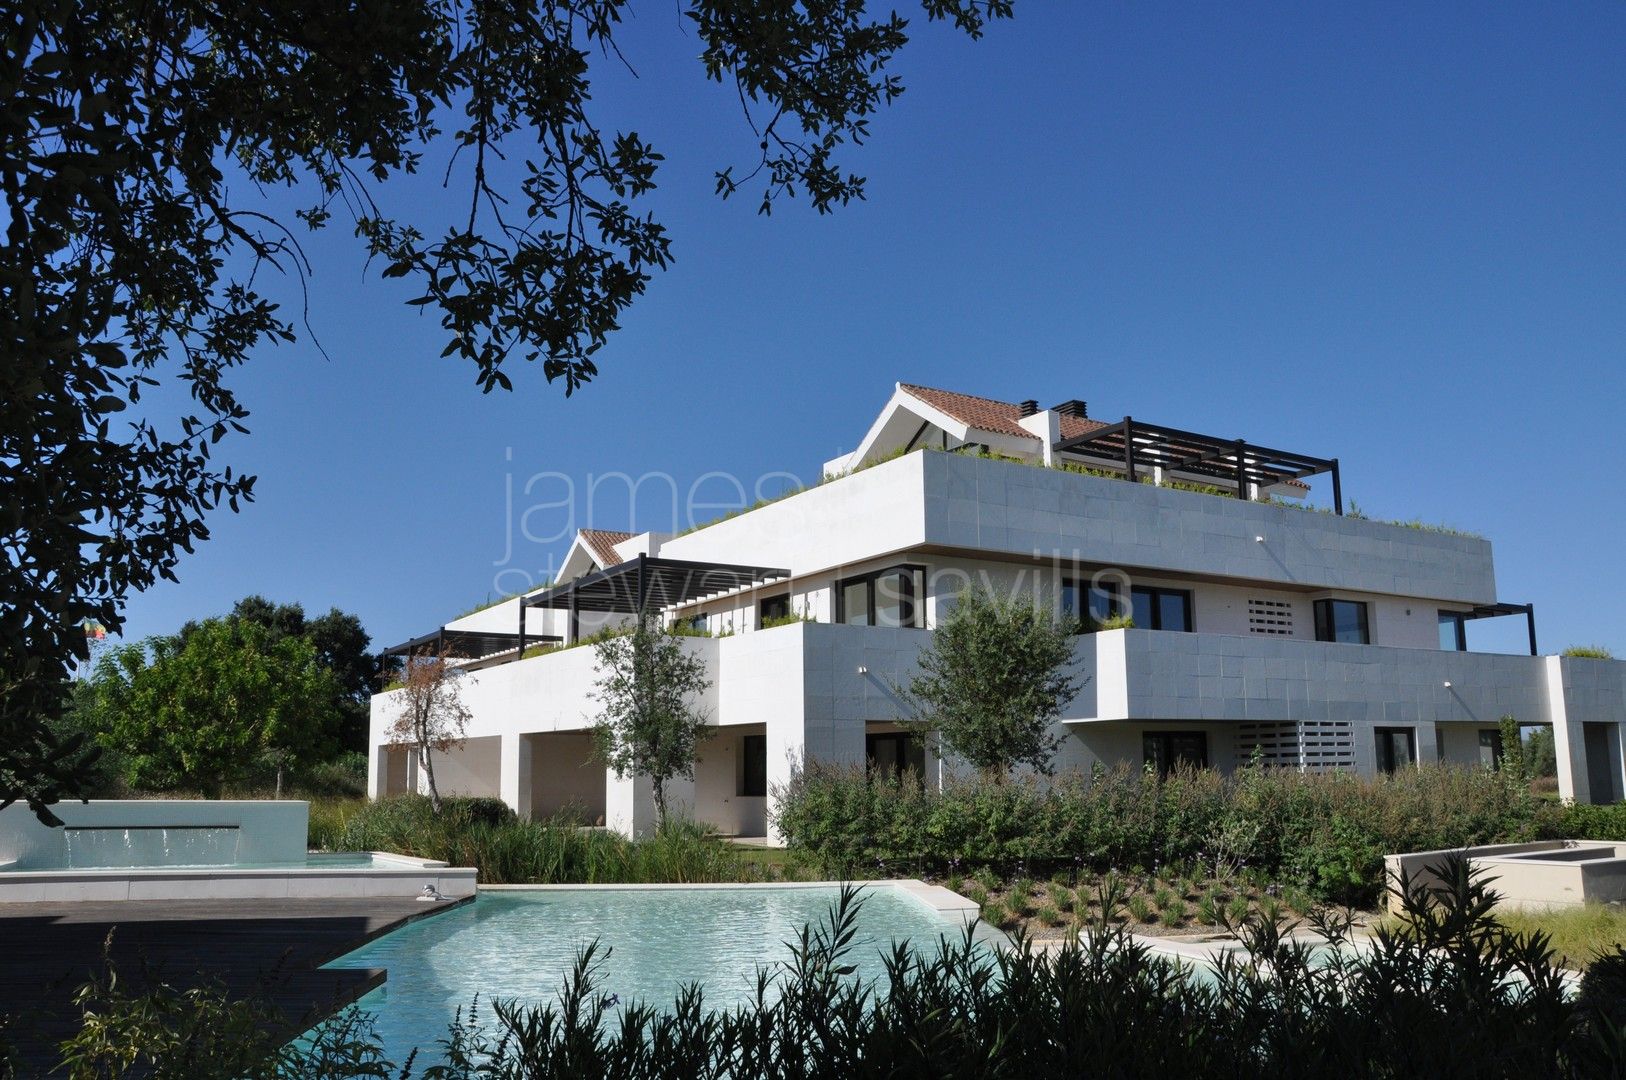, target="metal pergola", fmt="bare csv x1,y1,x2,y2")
381,626,560,660
523,554,791,644
1053,416,1343,514
1462,602,1539,657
